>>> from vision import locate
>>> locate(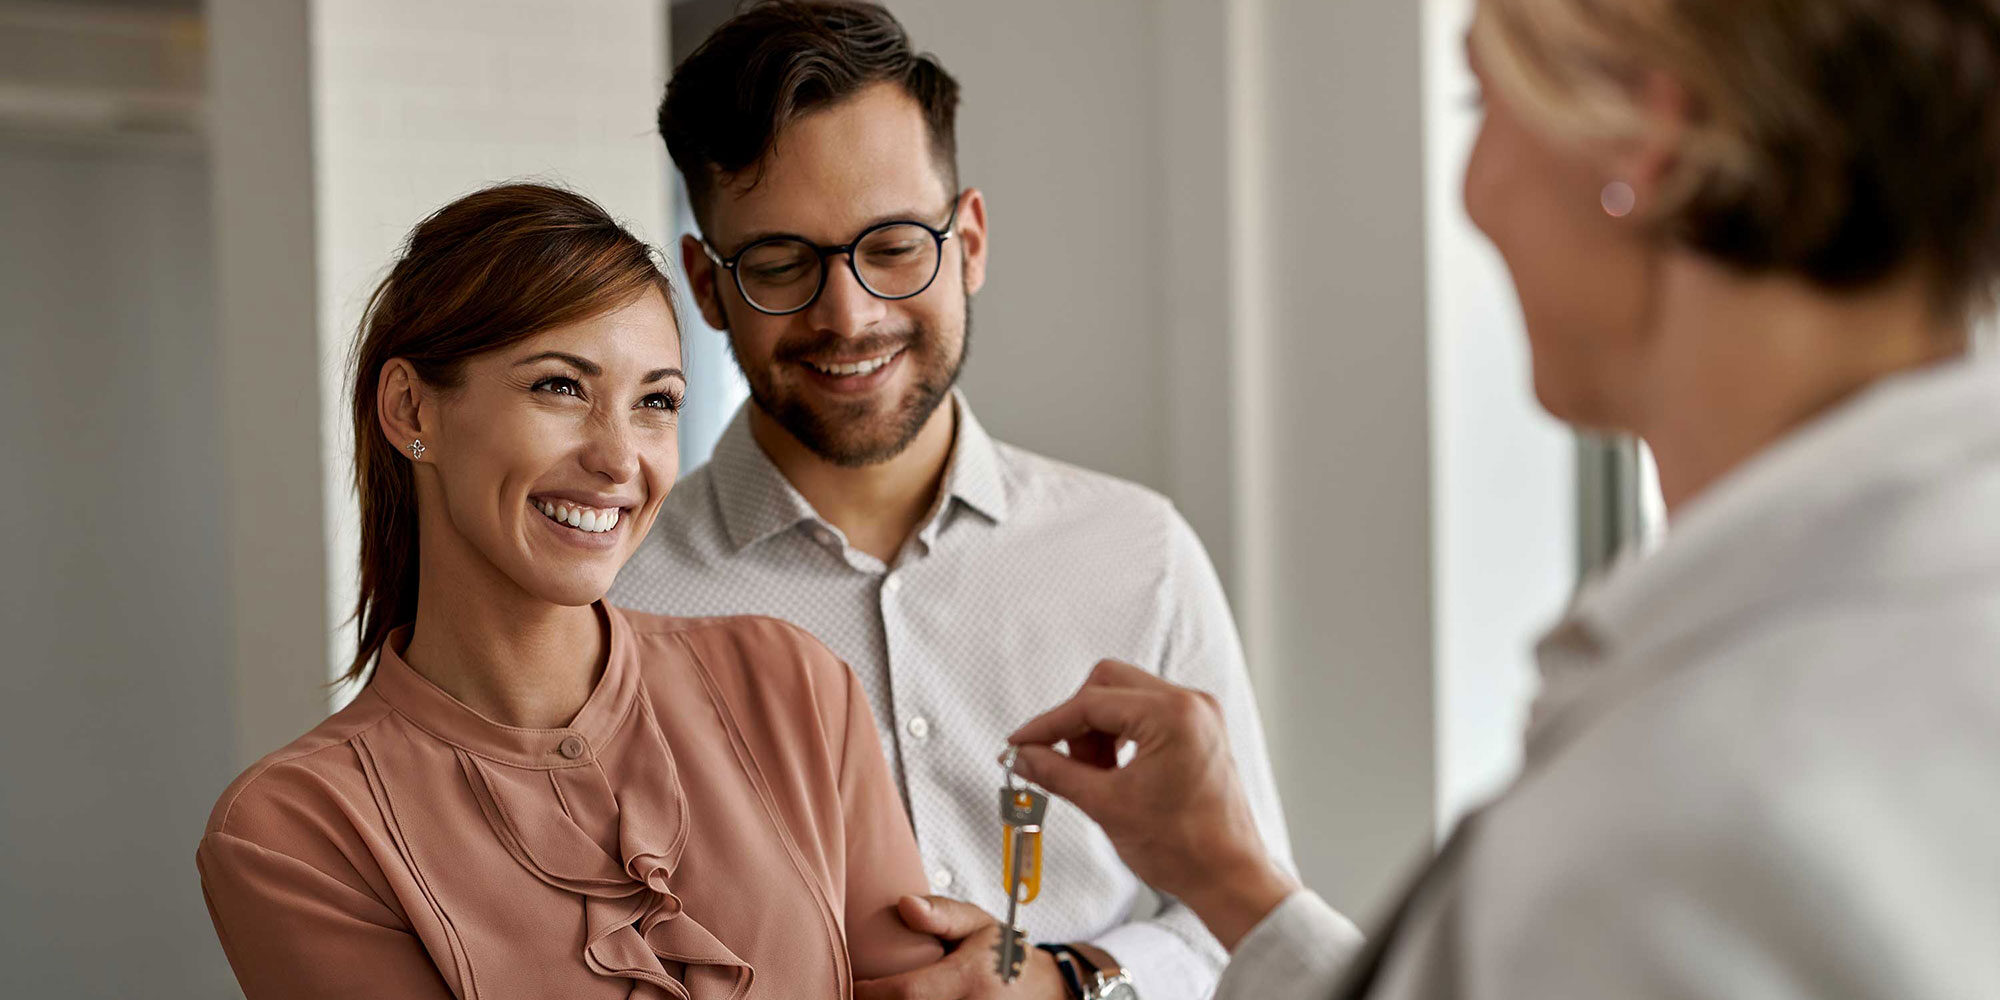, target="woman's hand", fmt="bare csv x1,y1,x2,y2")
1008,659,1300,951
853,895,1067,1000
